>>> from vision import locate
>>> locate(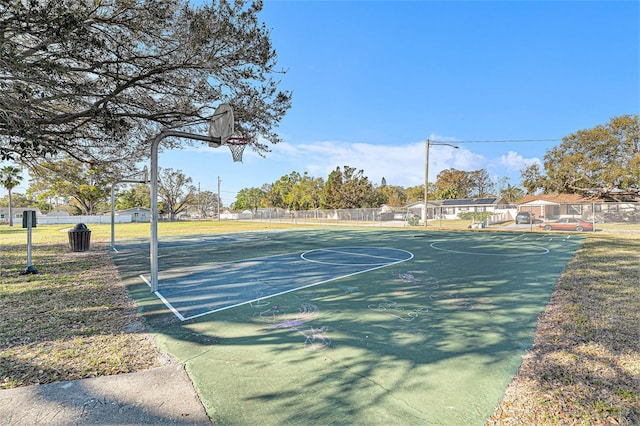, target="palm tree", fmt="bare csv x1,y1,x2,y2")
1,166,23,226
500,183,525,203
